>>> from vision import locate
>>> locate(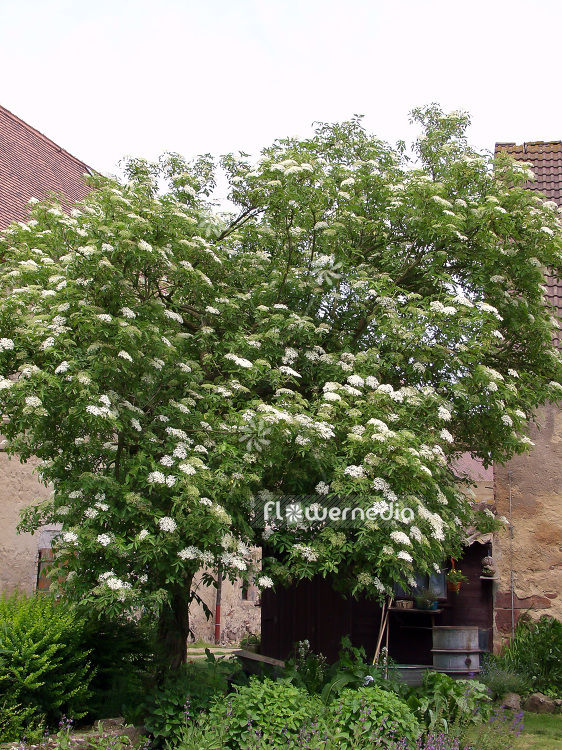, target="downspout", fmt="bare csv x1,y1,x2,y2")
509,470,515,638
215,563,223,645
